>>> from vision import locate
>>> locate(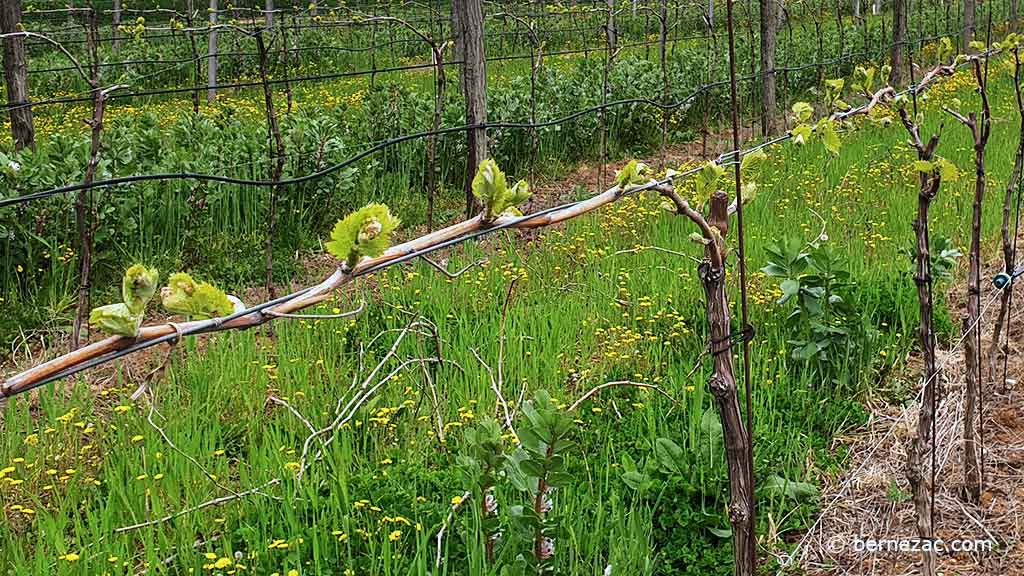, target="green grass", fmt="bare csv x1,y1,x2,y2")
2,50,1020,574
